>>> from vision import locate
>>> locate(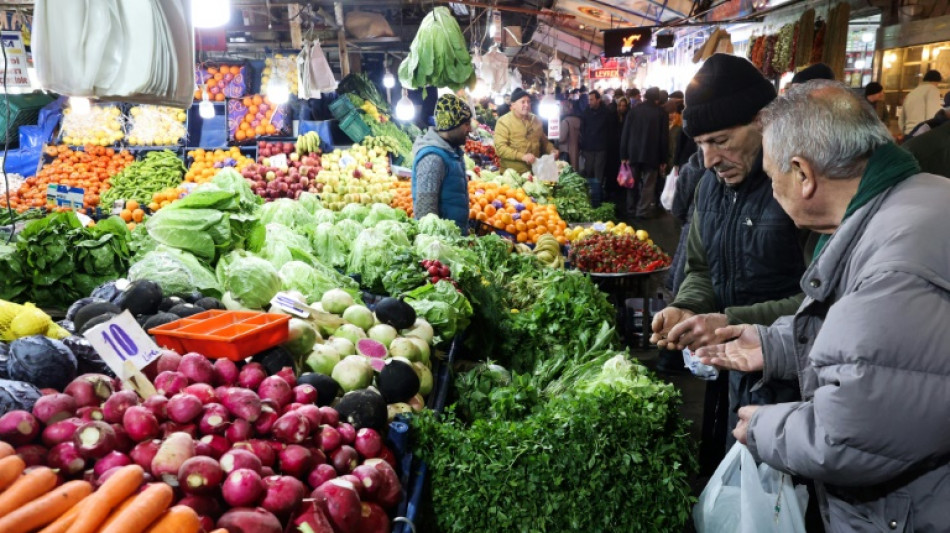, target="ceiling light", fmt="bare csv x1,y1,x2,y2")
395,91,415,121
383,72,395,89
539,93,559,120
861,31,874,43
266,79,290,105
494,93,505,105
193,0,231,29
